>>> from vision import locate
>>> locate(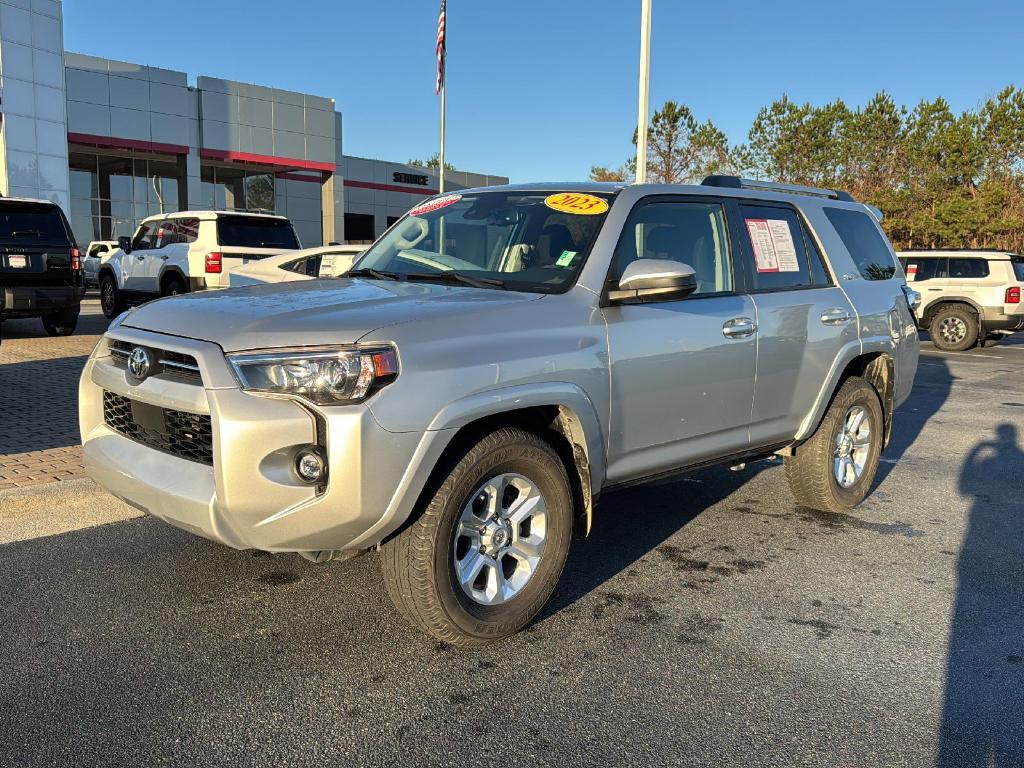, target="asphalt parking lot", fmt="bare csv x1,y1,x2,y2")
1,326,1023,766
